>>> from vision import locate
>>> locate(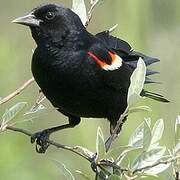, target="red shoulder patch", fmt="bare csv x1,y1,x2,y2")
88,51,107,68
88,51,122,71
